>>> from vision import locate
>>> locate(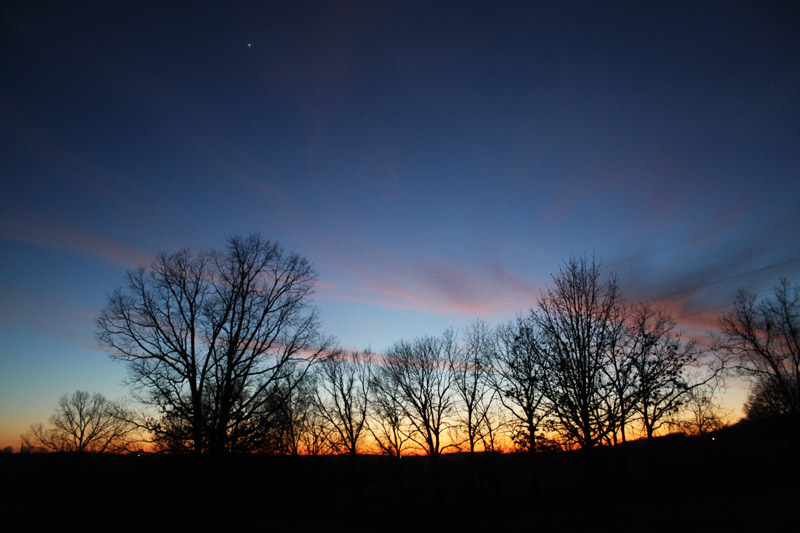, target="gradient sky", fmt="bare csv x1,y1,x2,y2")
2,1,799,449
